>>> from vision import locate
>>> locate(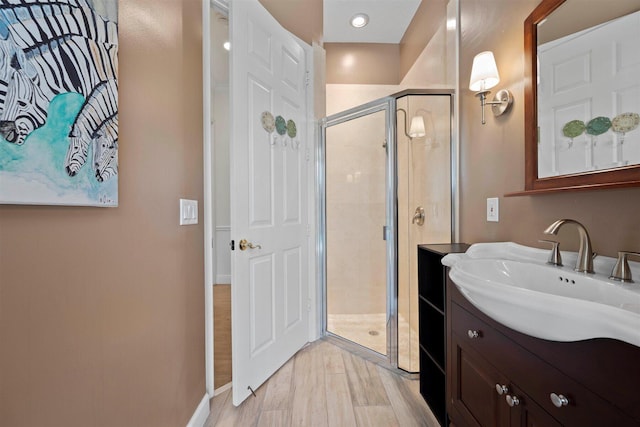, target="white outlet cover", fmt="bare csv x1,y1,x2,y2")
180,199,198,225
487,197,499,222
